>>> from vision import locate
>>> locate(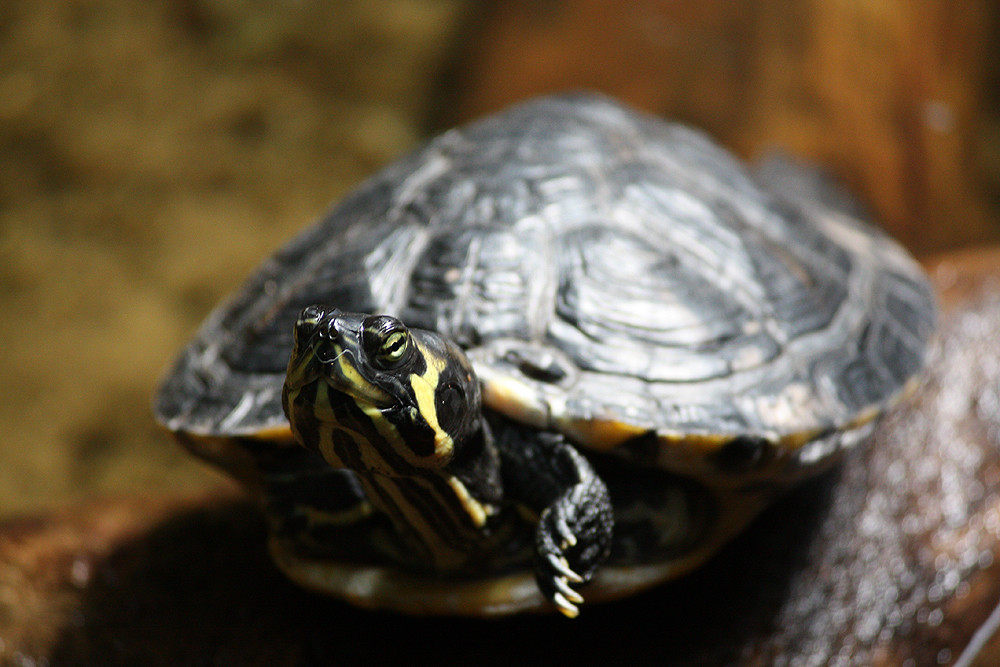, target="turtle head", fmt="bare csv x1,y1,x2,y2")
283,306,483,474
